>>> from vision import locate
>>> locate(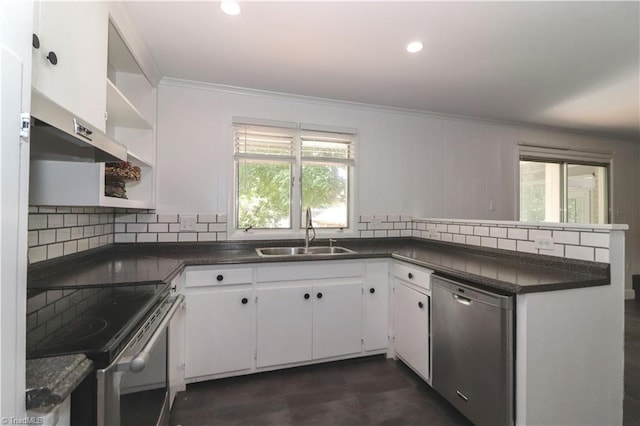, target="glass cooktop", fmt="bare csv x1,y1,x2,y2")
26,283,169,367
